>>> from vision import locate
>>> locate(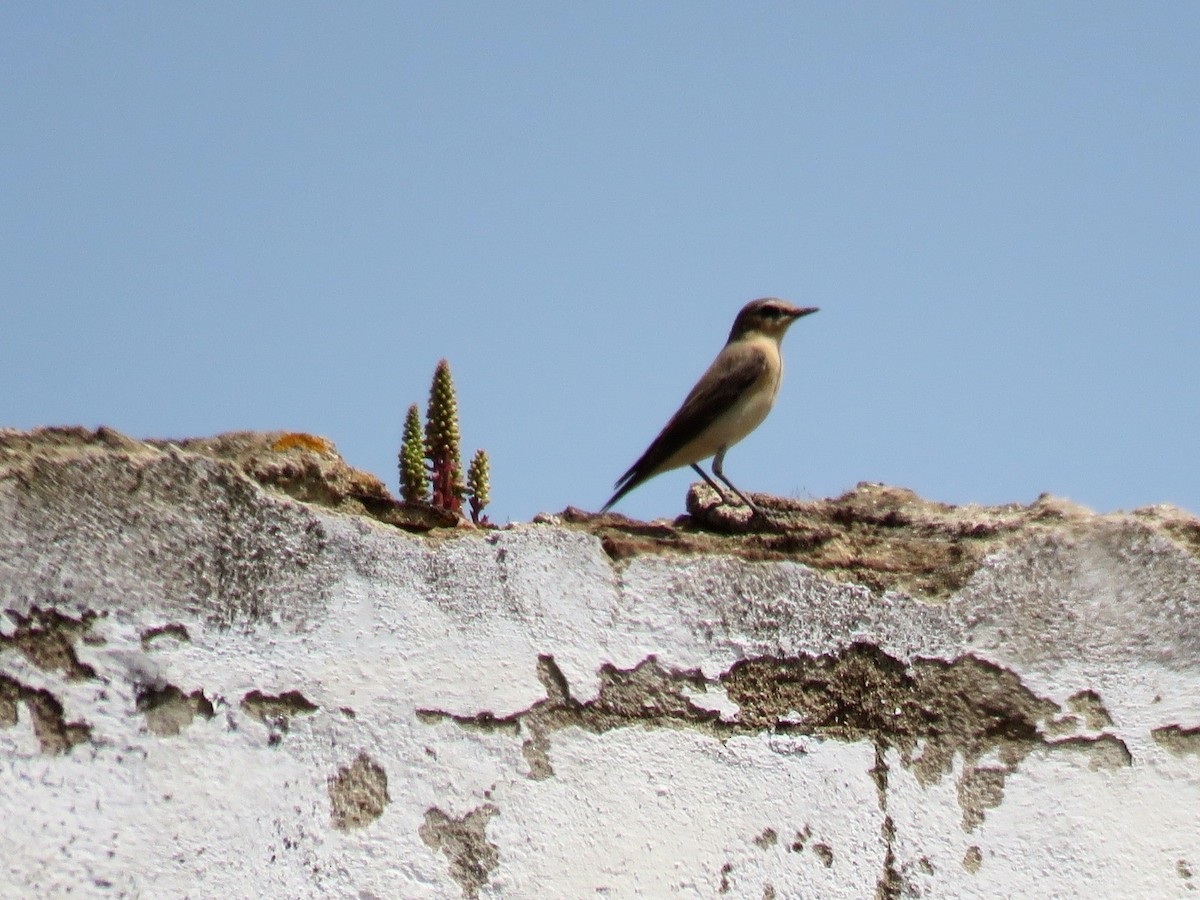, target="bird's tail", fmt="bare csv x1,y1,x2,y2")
600,466,641,513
